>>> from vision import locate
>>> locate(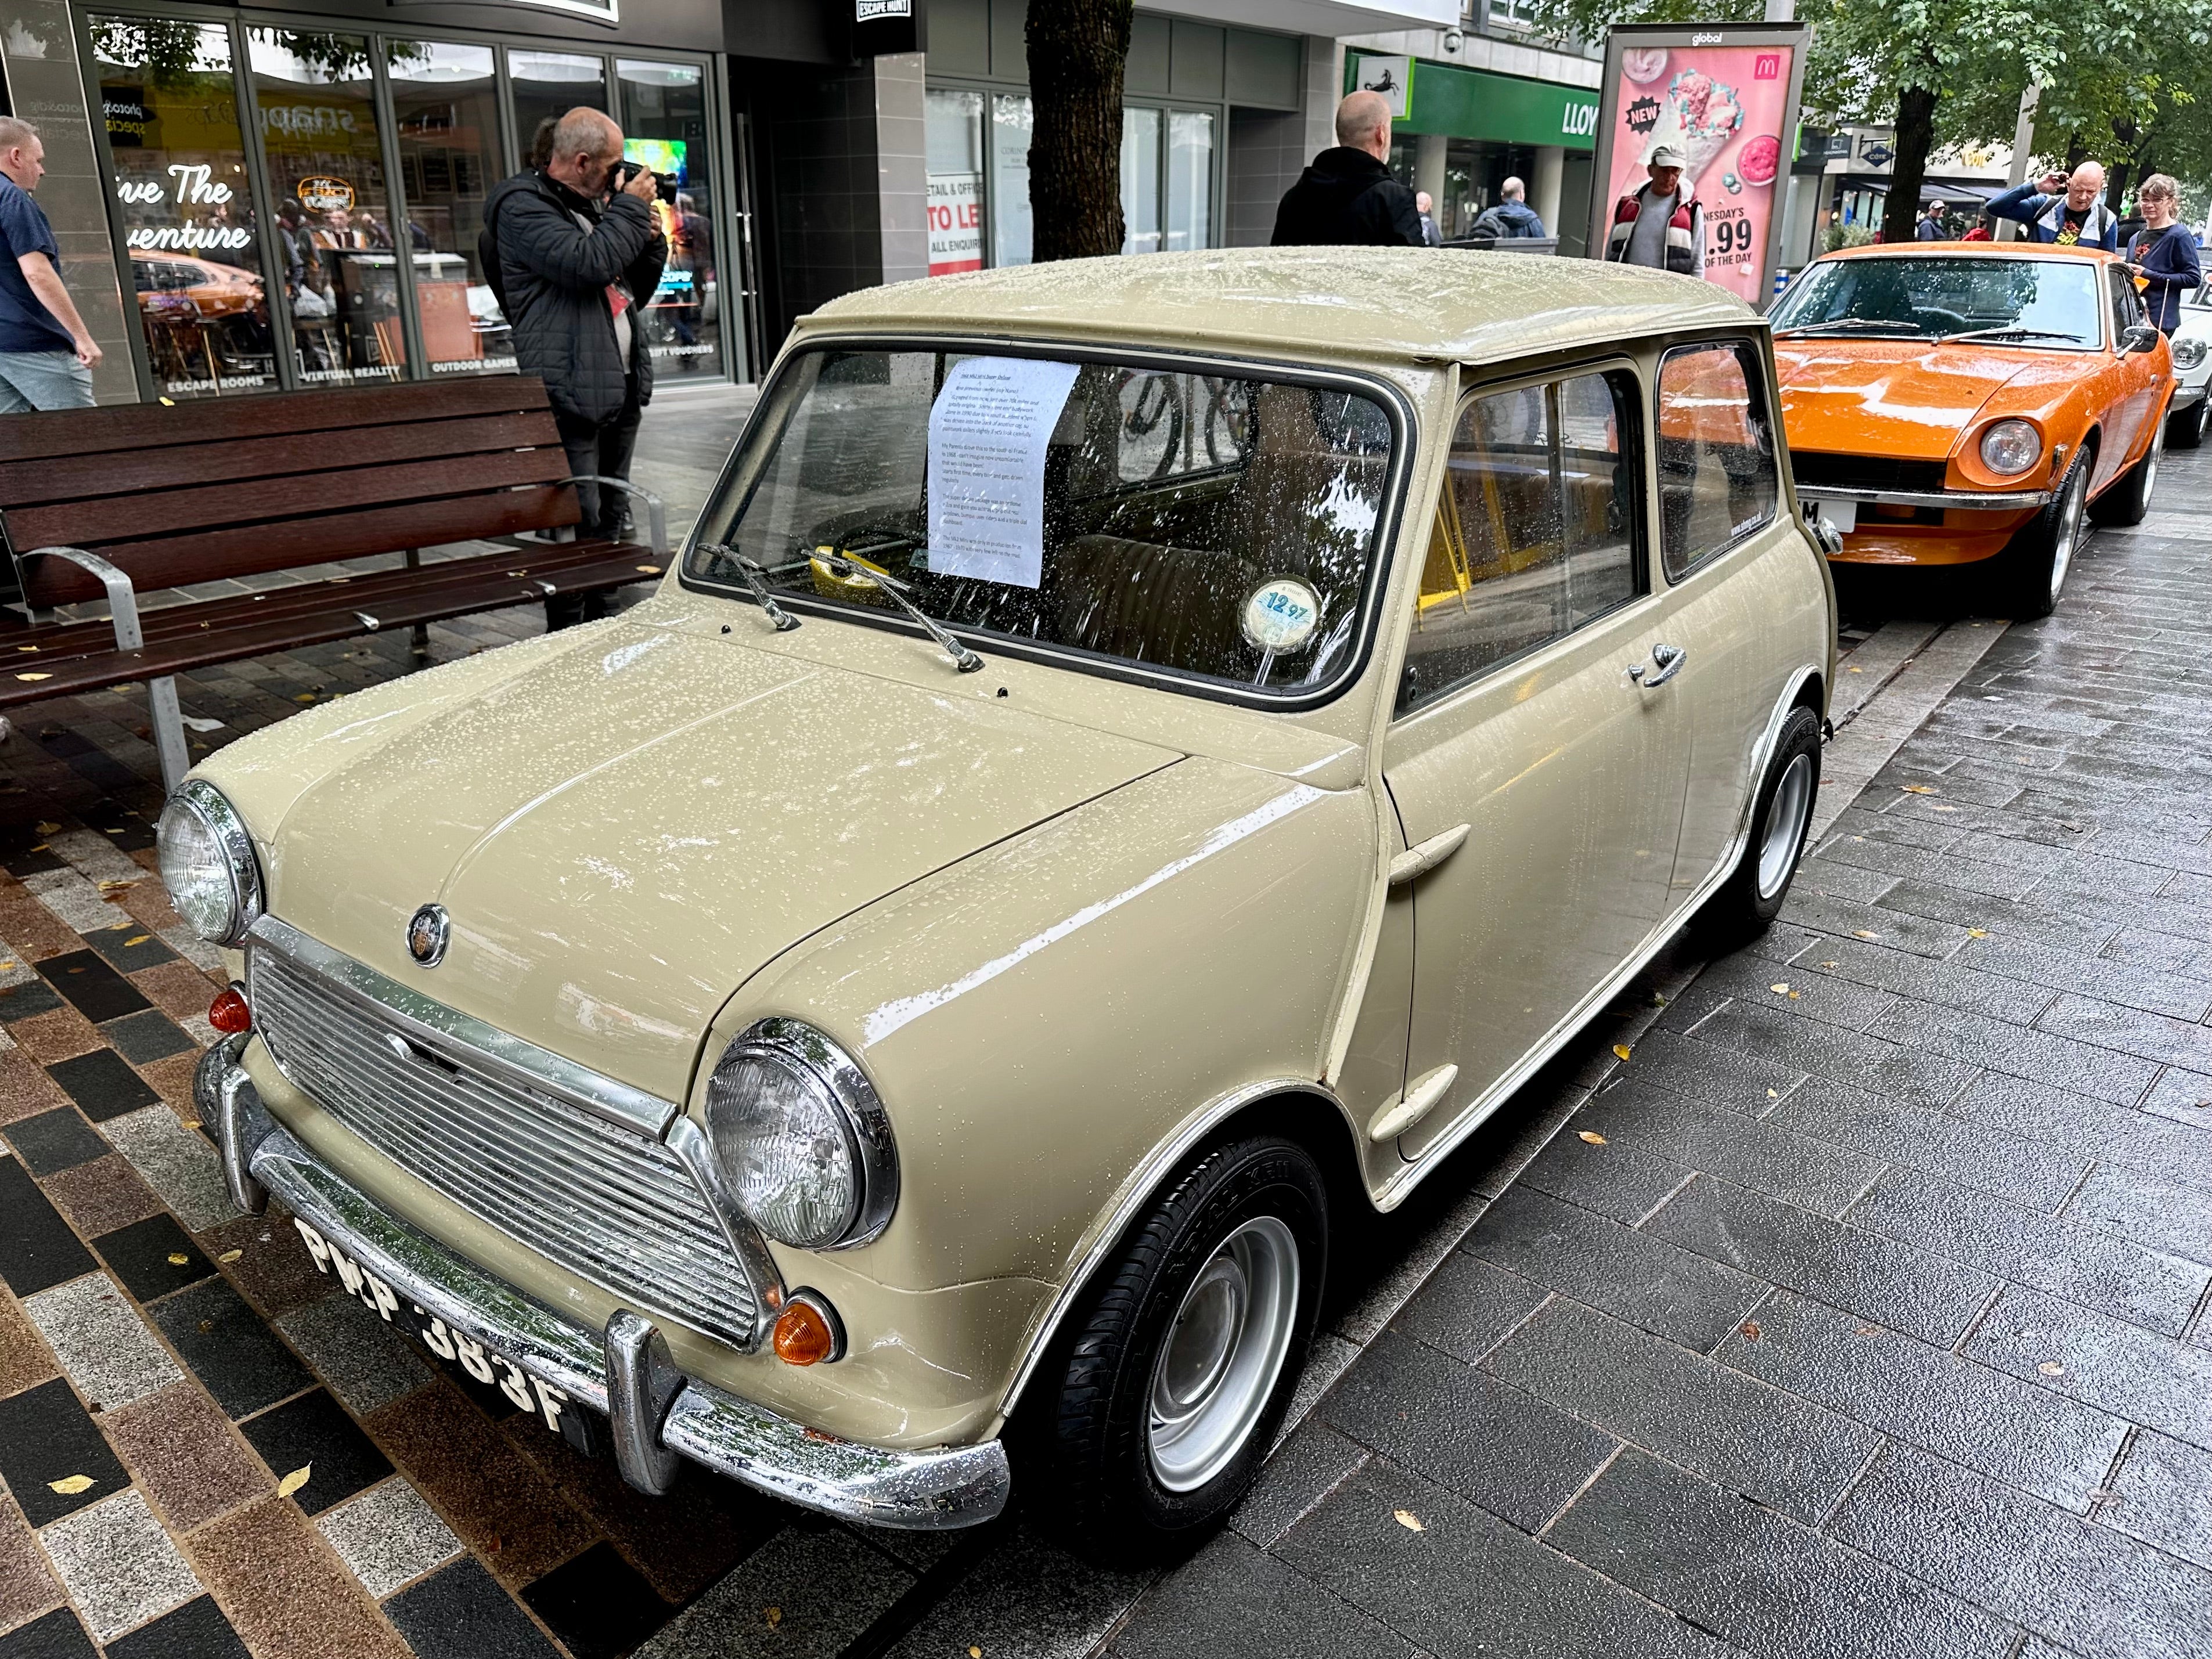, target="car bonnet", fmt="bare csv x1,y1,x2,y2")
1773,337,2086,461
